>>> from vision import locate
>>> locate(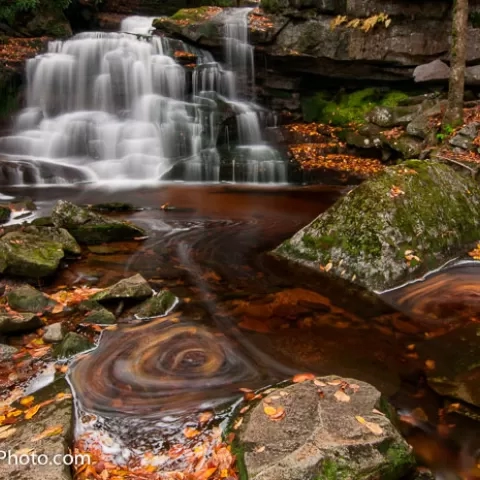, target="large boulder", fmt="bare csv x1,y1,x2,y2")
274,161,480,292
236,375,415,480
51,200,146,244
